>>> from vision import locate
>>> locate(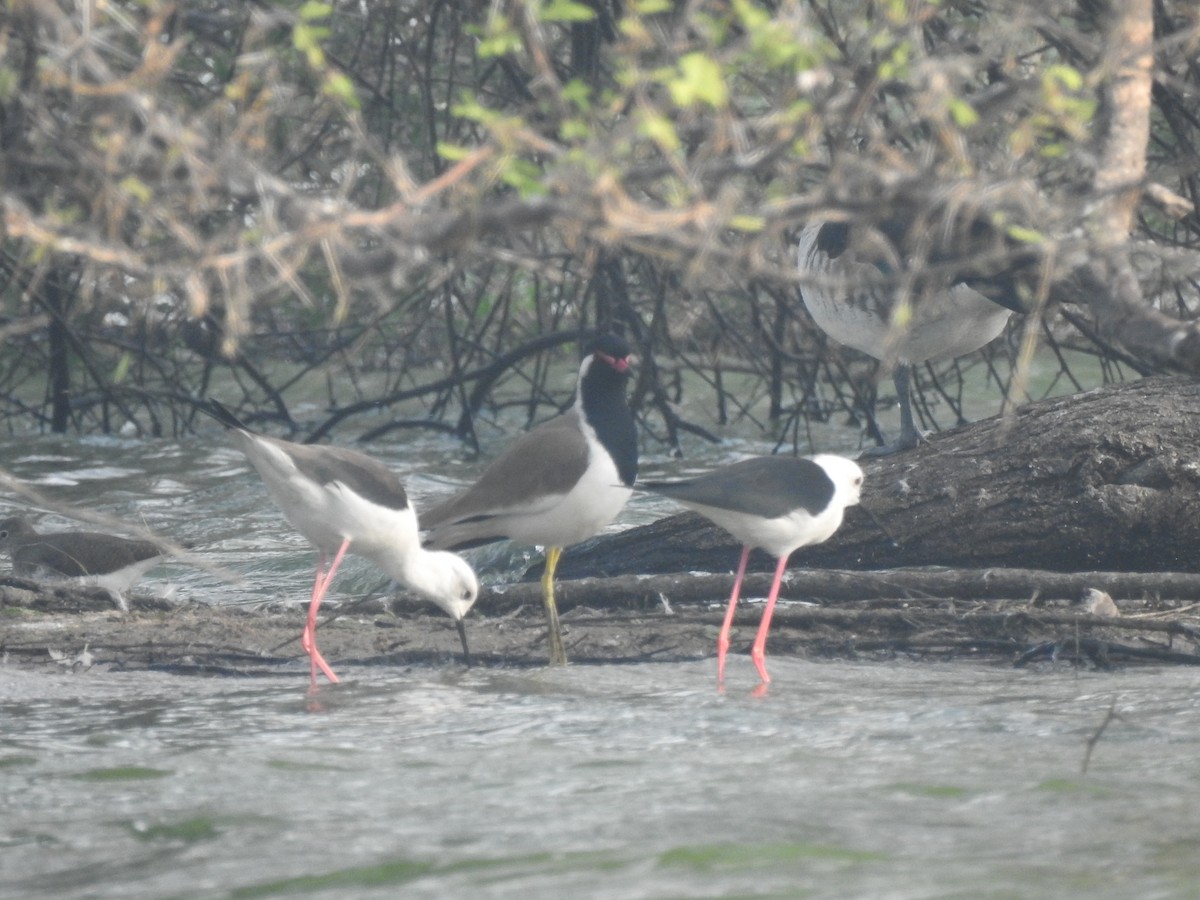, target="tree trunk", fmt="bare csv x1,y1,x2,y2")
557,376,1200,579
